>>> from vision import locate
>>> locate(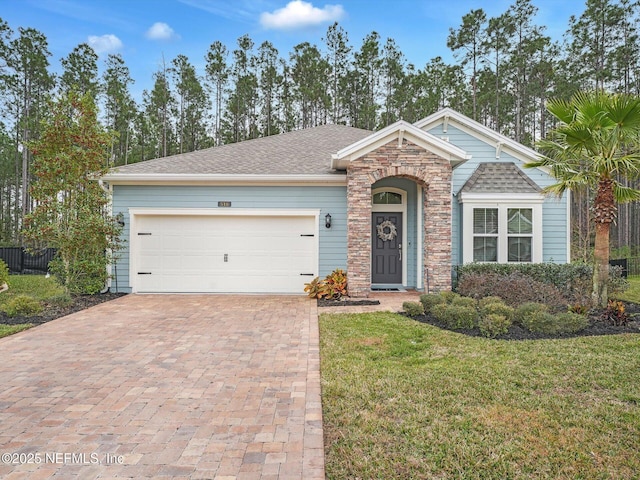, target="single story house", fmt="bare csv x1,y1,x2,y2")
102,108,569,296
